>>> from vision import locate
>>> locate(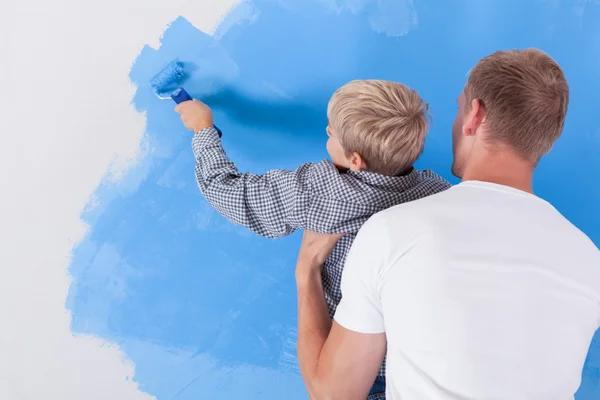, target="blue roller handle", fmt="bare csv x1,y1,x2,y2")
171,87,223,137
